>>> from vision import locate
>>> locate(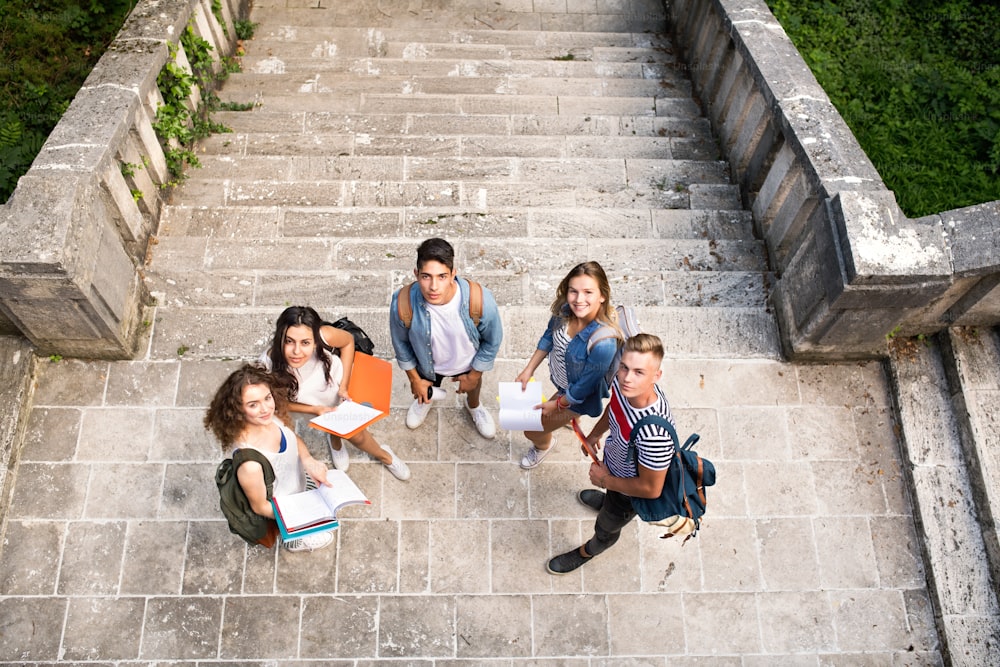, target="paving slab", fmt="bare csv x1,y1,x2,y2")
0,0,949,664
